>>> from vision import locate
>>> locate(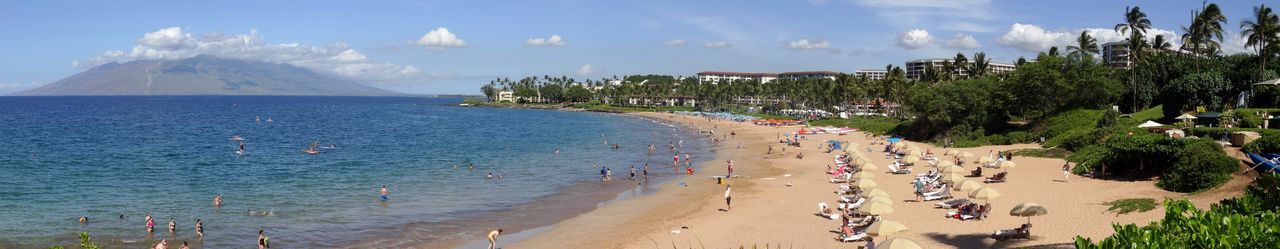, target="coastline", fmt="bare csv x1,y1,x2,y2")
504,111,1247,248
